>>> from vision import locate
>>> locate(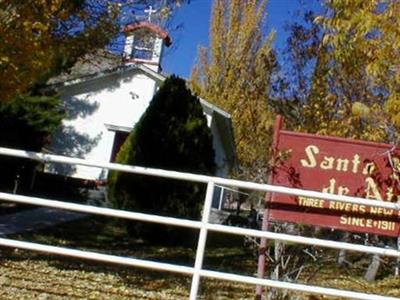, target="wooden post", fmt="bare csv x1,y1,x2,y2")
255,115,283,299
